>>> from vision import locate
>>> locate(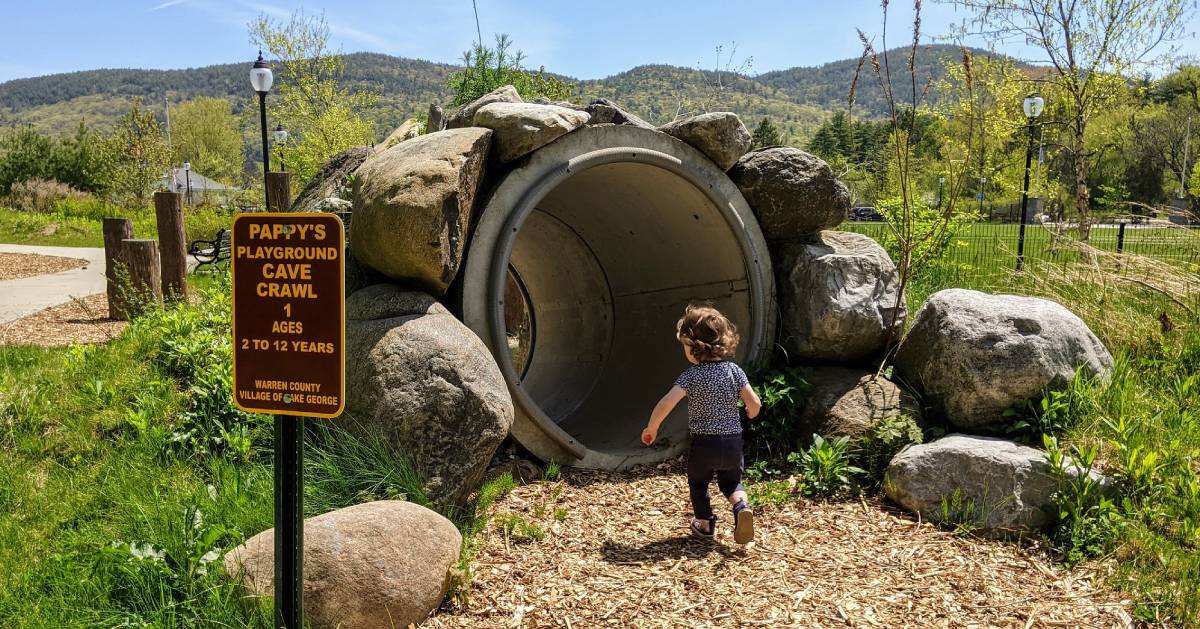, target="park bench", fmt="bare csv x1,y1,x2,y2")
188,229,231,272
